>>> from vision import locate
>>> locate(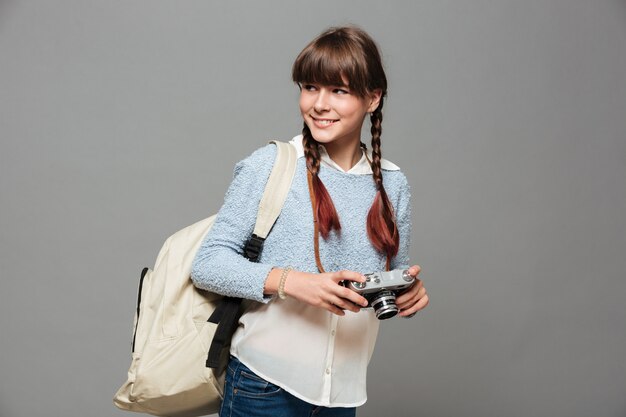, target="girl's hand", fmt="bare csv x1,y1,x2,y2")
395,265,429,317
283,270,369,316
